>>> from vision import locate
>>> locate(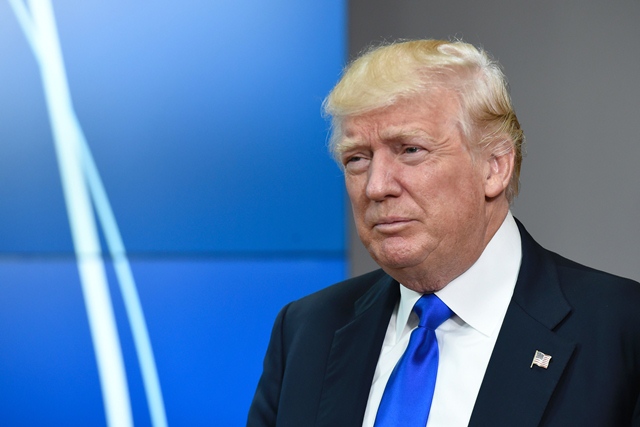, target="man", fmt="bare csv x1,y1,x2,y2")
247,40,640,426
